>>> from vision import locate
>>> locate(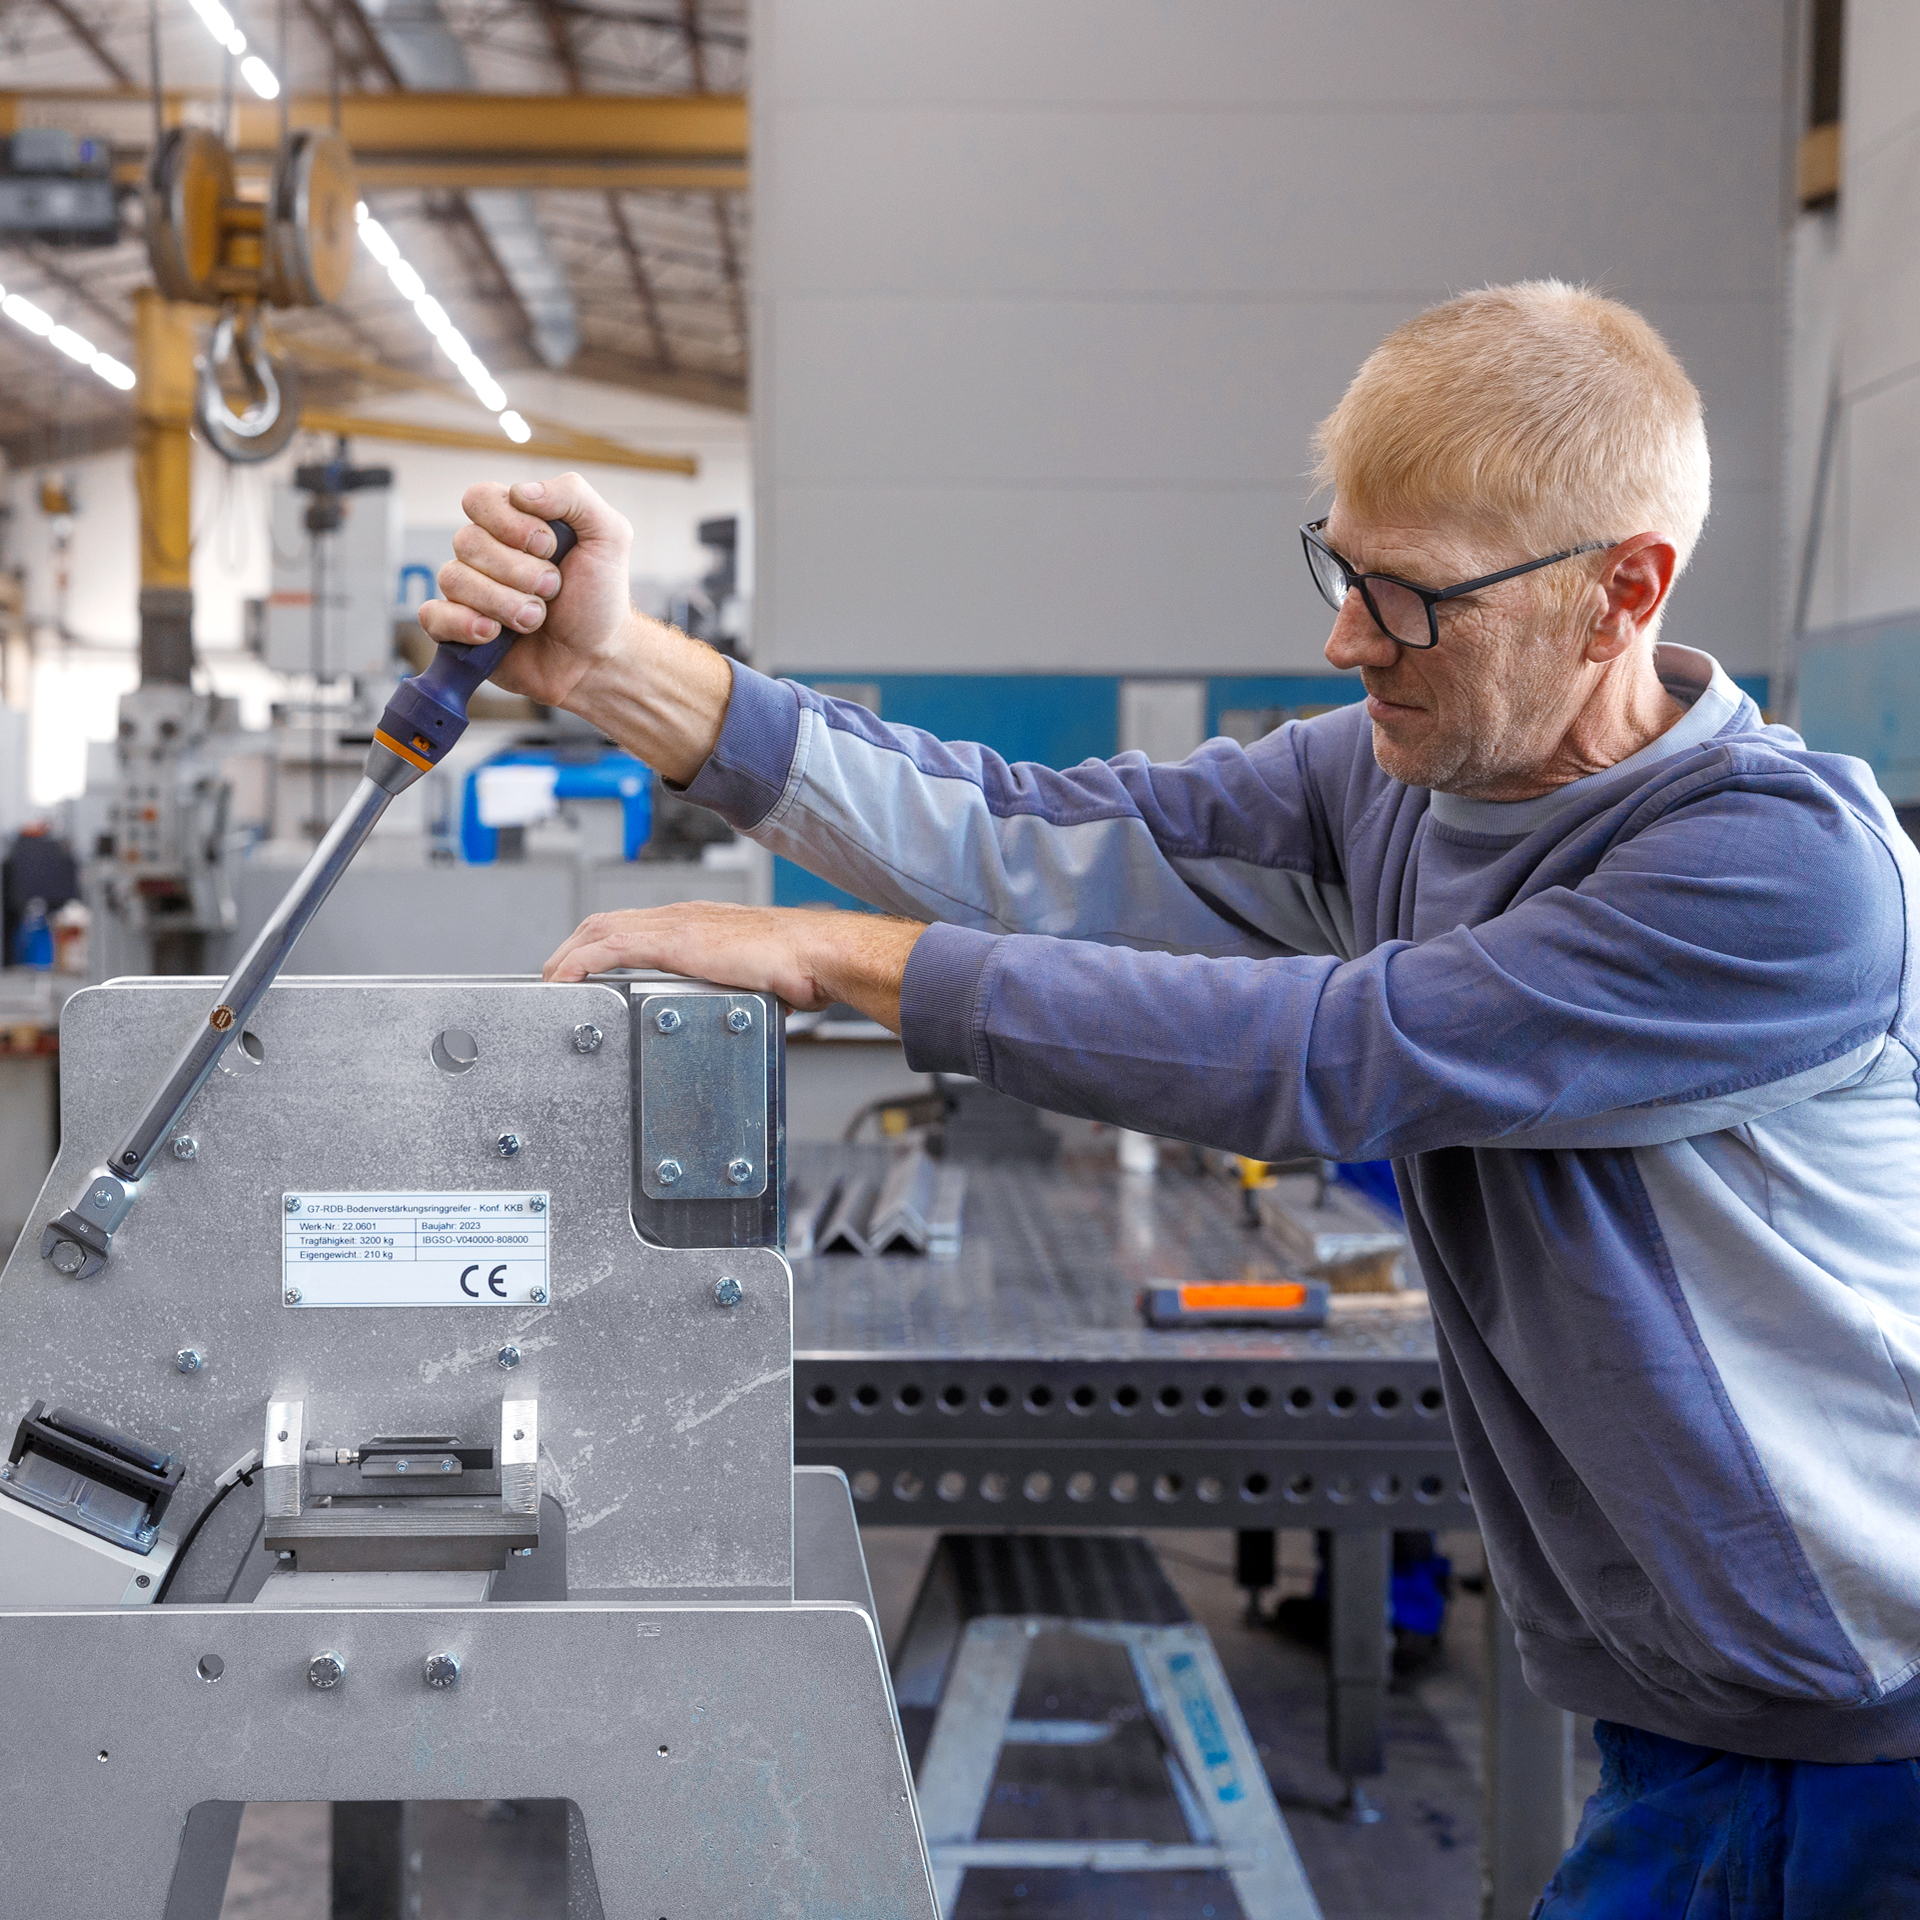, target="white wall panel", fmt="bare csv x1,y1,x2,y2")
753,0,1793,677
